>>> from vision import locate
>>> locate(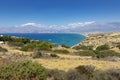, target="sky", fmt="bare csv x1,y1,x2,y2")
0,0,120,27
